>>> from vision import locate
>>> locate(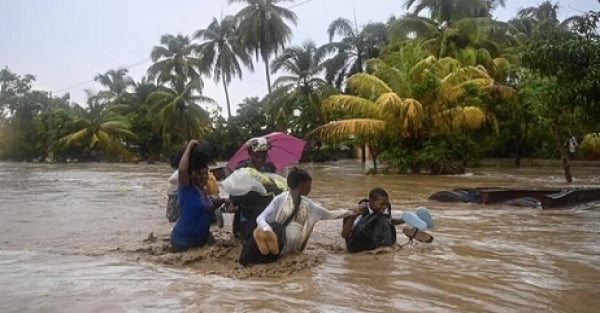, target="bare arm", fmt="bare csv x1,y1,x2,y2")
178,140,198,187
305,198,353,221
341,214,360,238
256,193,285,230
